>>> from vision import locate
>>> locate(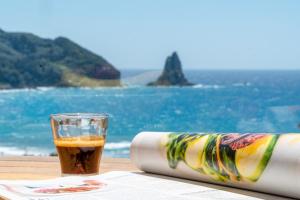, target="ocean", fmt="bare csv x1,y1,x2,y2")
0,70,299,158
